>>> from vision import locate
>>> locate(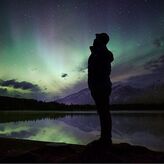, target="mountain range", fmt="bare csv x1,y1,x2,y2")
57,82,164,105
